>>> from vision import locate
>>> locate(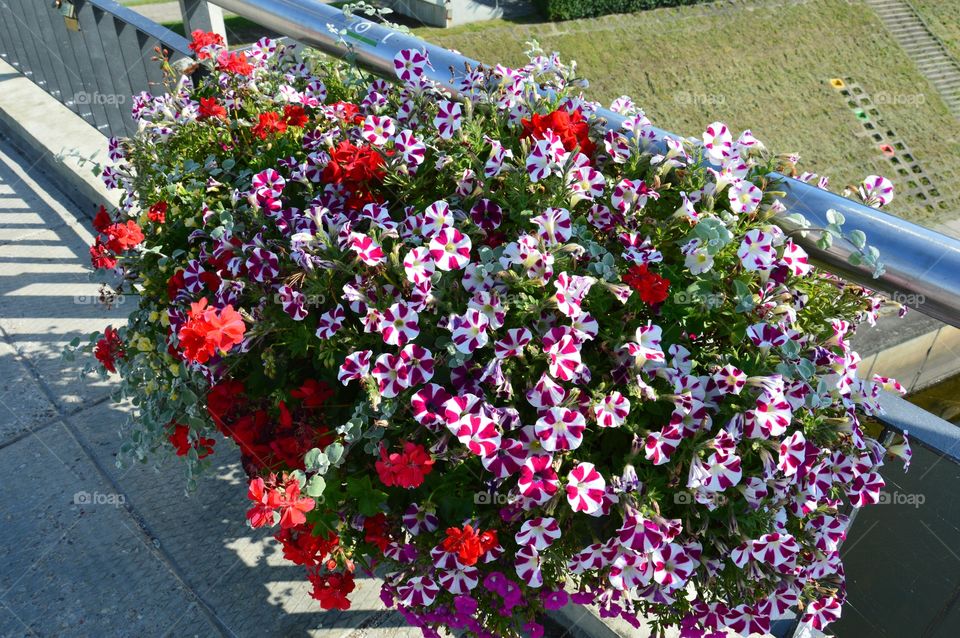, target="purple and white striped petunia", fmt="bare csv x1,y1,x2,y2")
531,207,572,245
371,352,410,398
315,304,345,340
495,327,533,359
737,229,777,271
535,407,586,452
566,462,605,514
277,284,308,320
381,302,420,347
518,454,559,505
449,309,490,354
393,48,430,83
403,246,435,284
728,179,762,215
395,129,426,168
397,575,439,607
515,517,561,550
452,413,501,457
859,175,894,207
434,100,462,140
428,227,472,271
246,247,279,282
337,349,371,385
361,115,395,146
400,344,434,386
515,545,543,588
594,392,630,428
778,430,807,477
